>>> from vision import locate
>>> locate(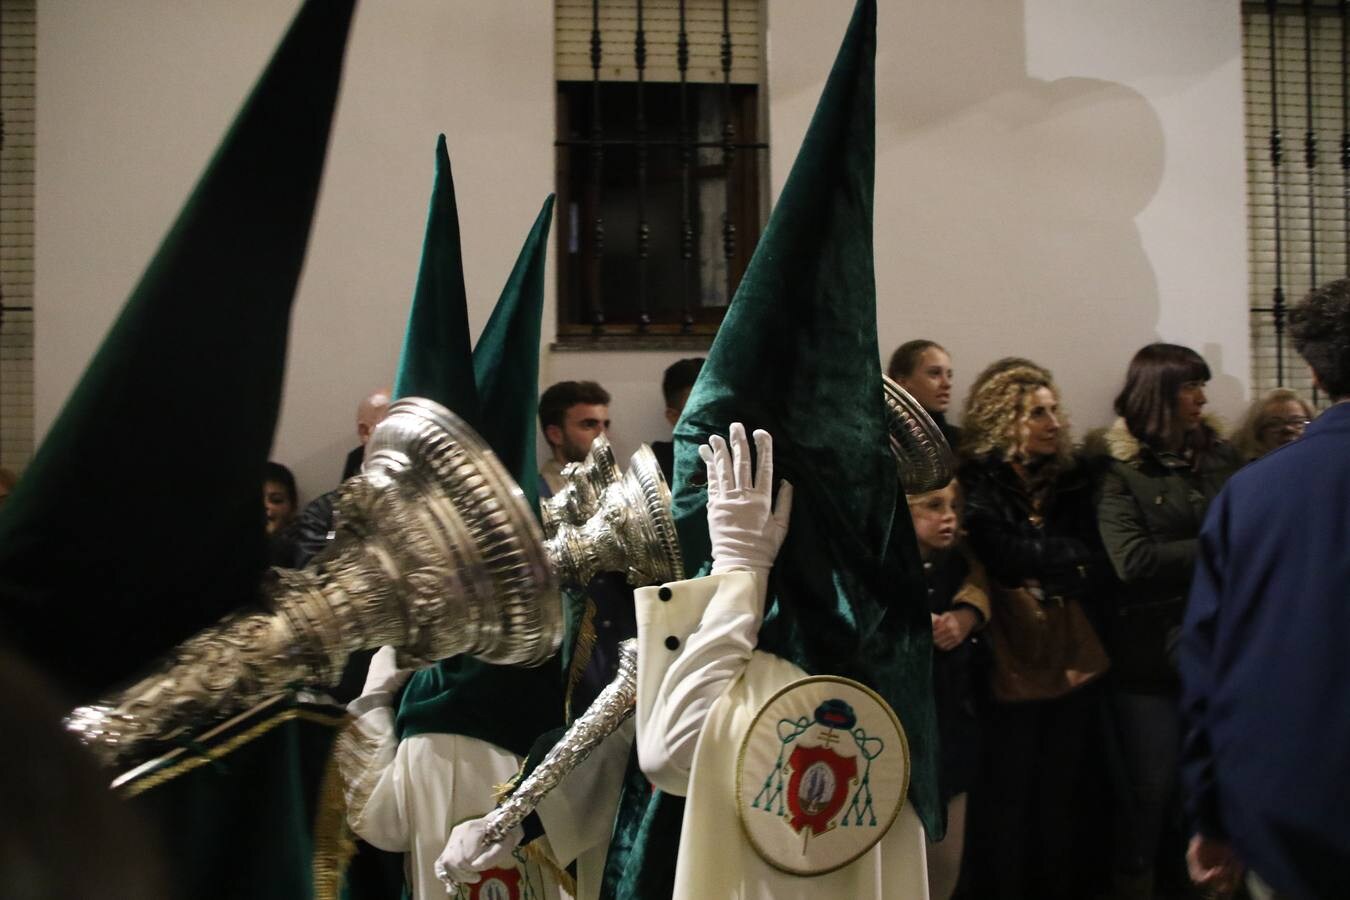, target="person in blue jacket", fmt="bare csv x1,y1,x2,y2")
1180,276,1350,900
